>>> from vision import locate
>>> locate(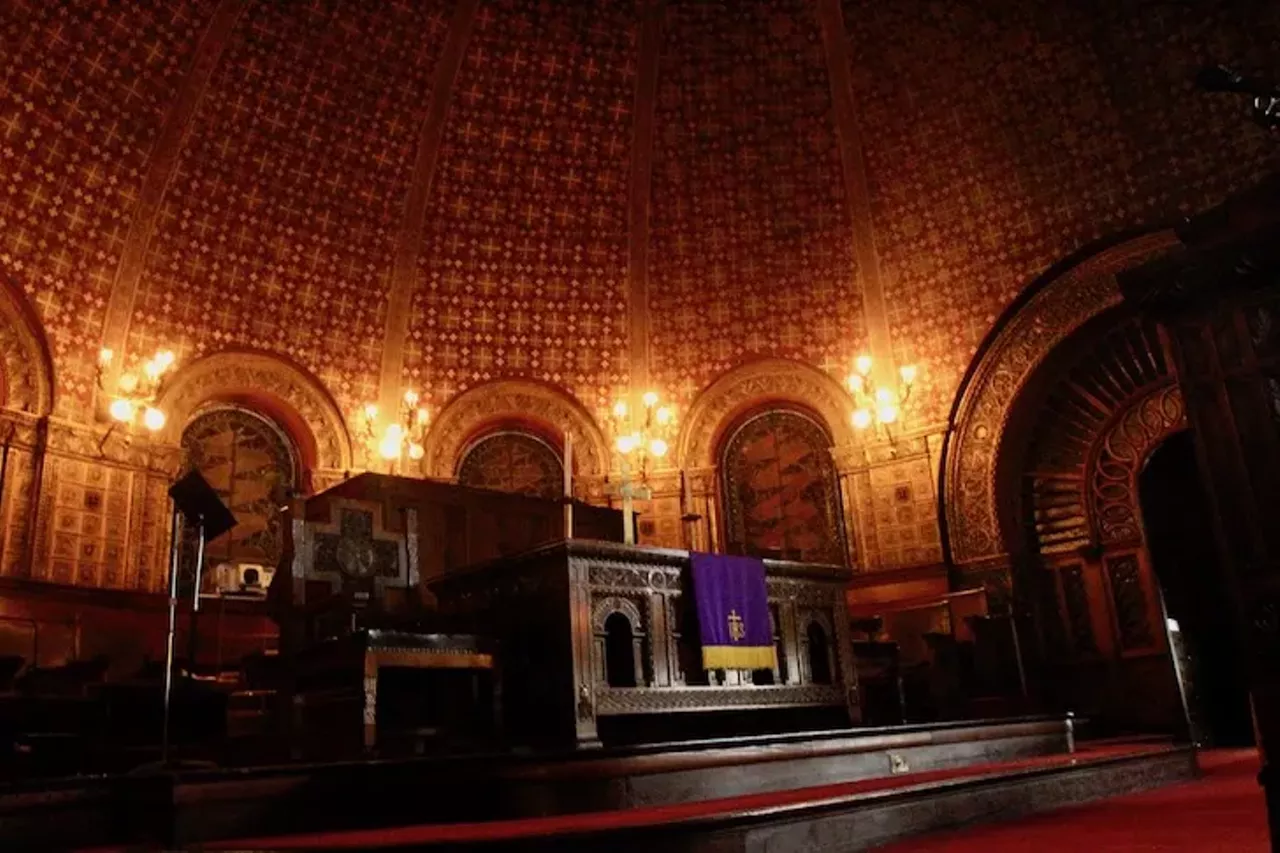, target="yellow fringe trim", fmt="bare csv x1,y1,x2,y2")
701,645,778,671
